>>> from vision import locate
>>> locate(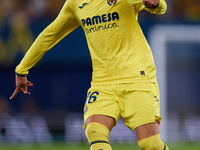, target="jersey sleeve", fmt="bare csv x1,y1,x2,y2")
128,0,167,14
15,0,80,75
